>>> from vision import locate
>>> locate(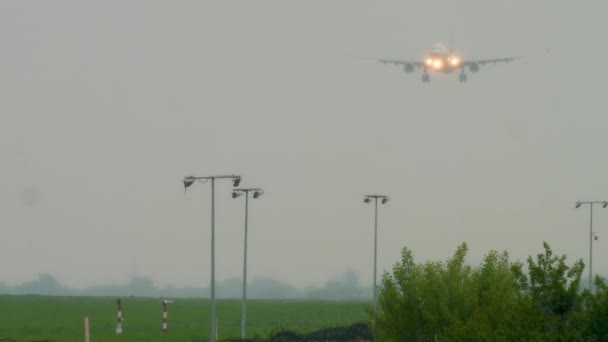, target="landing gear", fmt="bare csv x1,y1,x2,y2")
422,73,430,83
458,72,468,83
